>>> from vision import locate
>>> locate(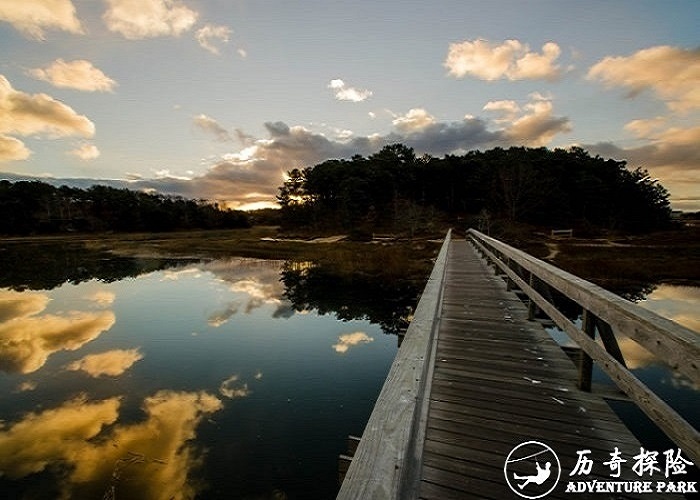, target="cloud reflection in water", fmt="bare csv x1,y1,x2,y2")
332,331,374,353
66,348,143,377
0,390,223,500
203,259,295,326
0,290,115,374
